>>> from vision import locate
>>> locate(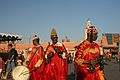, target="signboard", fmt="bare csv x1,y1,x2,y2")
103,49,110,53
